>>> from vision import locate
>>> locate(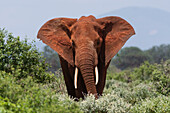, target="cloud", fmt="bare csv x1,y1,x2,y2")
149,29,158,36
